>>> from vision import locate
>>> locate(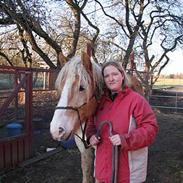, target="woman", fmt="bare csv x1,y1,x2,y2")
86,61,158,183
